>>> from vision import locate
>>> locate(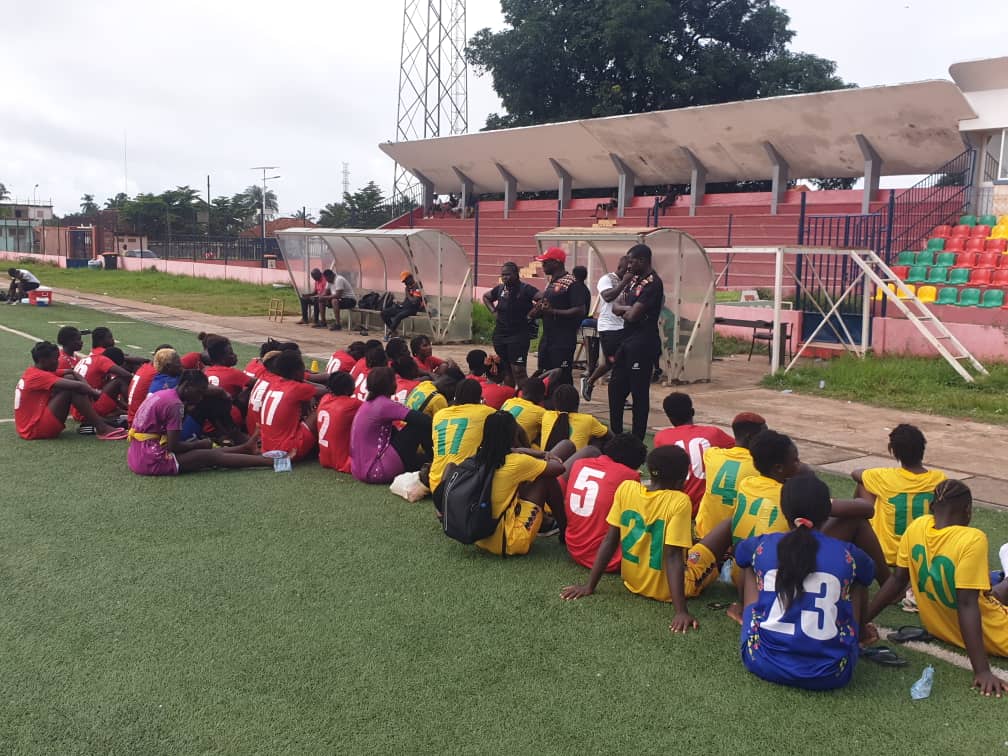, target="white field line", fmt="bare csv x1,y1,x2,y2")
0,324,44,342
876,624,1008,682
0,418,12,423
